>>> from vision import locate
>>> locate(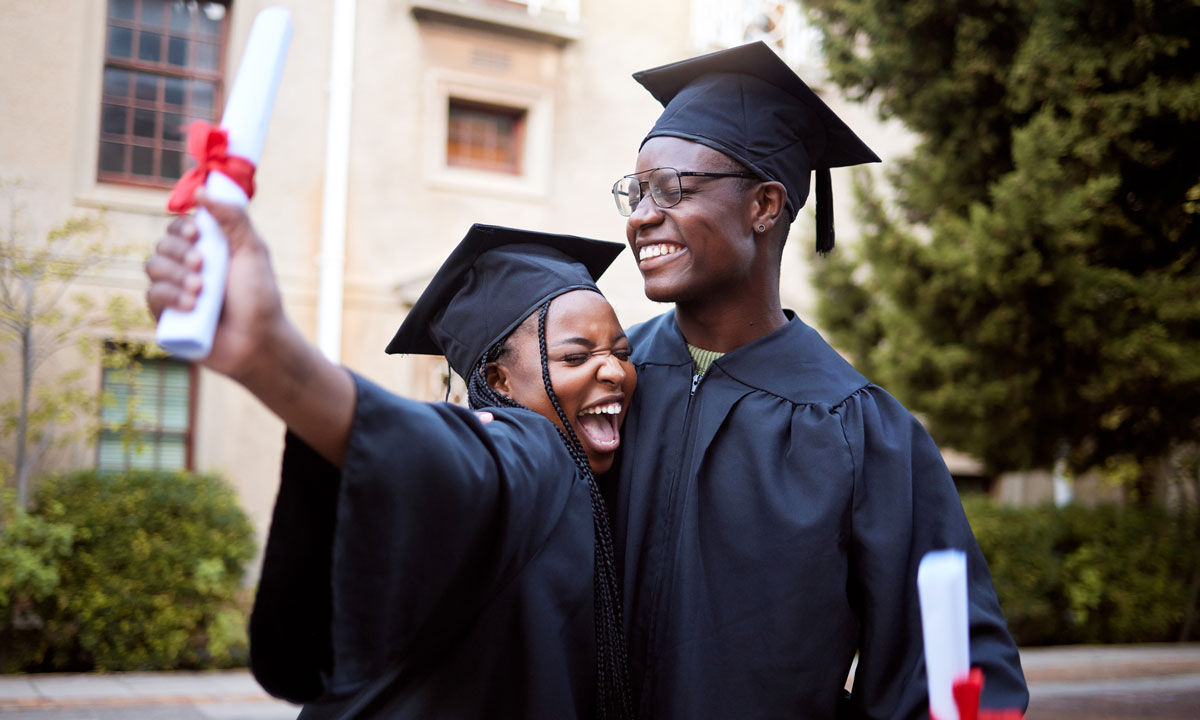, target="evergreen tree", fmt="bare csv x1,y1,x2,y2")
804,0,1200,495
